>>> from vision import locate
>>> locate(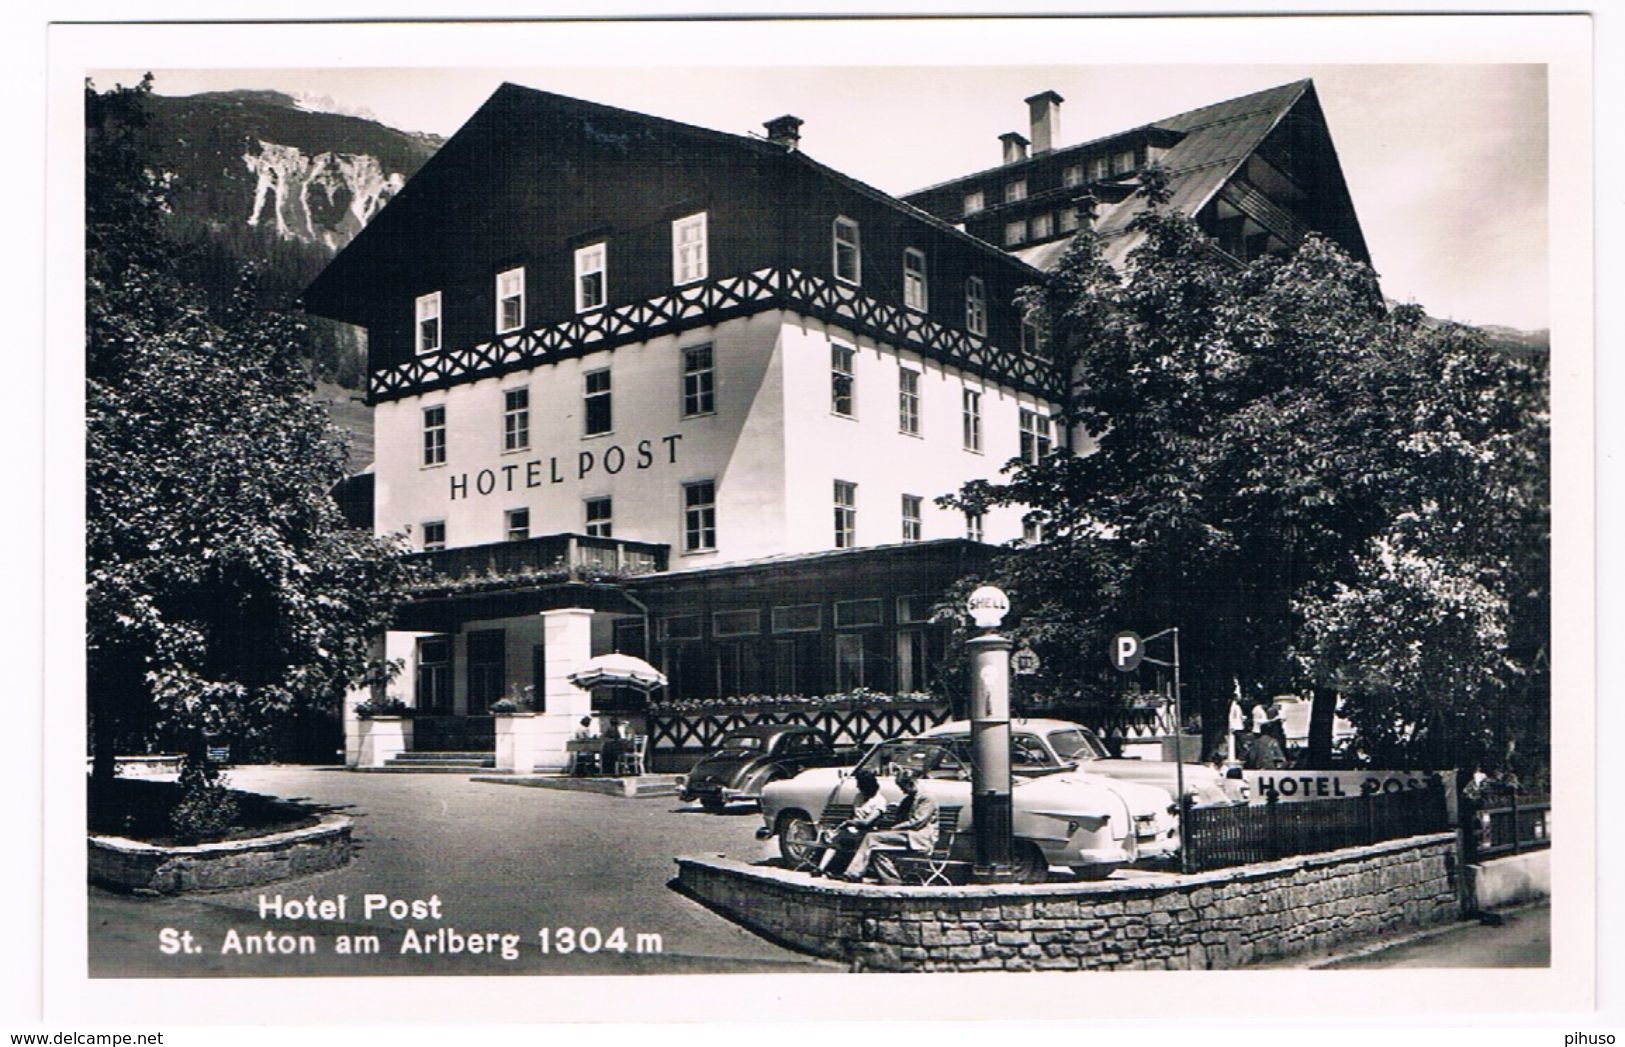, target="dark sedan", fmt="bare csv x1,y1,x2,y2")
677,725,853,812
